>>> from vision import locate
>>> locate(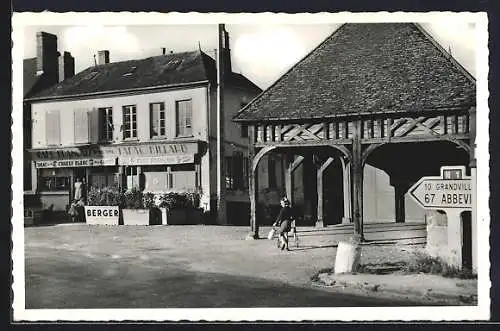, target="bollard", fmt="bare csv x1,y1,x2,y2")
334,237,361,274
